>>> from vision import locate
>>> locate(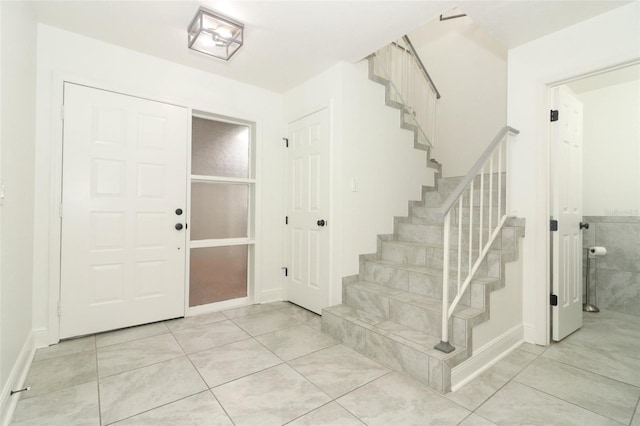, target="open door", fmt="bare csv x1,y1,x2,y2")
550,85,584,341
284,108,330,314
